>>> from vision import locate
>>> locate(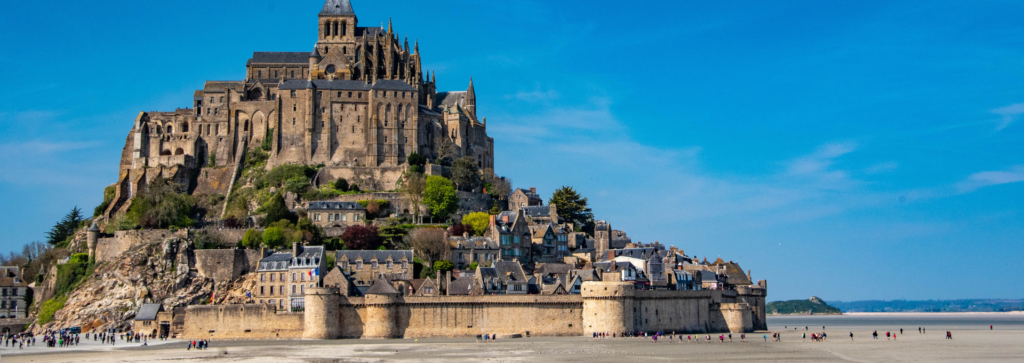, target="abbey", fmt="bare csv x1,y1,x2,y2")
107,0,492,218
